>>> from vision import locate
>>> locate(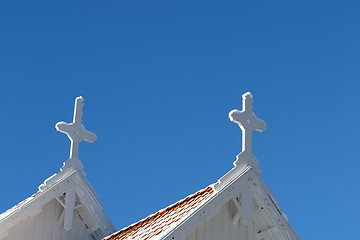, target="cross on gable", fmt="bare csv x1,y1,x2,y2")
56,96,97,166
229,92,266,154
